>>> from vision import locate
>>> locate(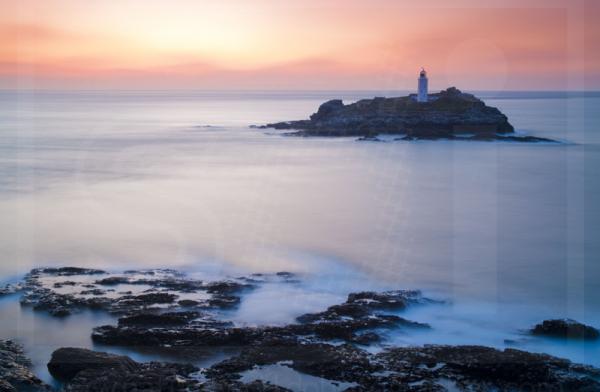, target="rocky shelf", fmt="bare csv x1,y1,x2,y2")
2,266,599,391
259,87,557,142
